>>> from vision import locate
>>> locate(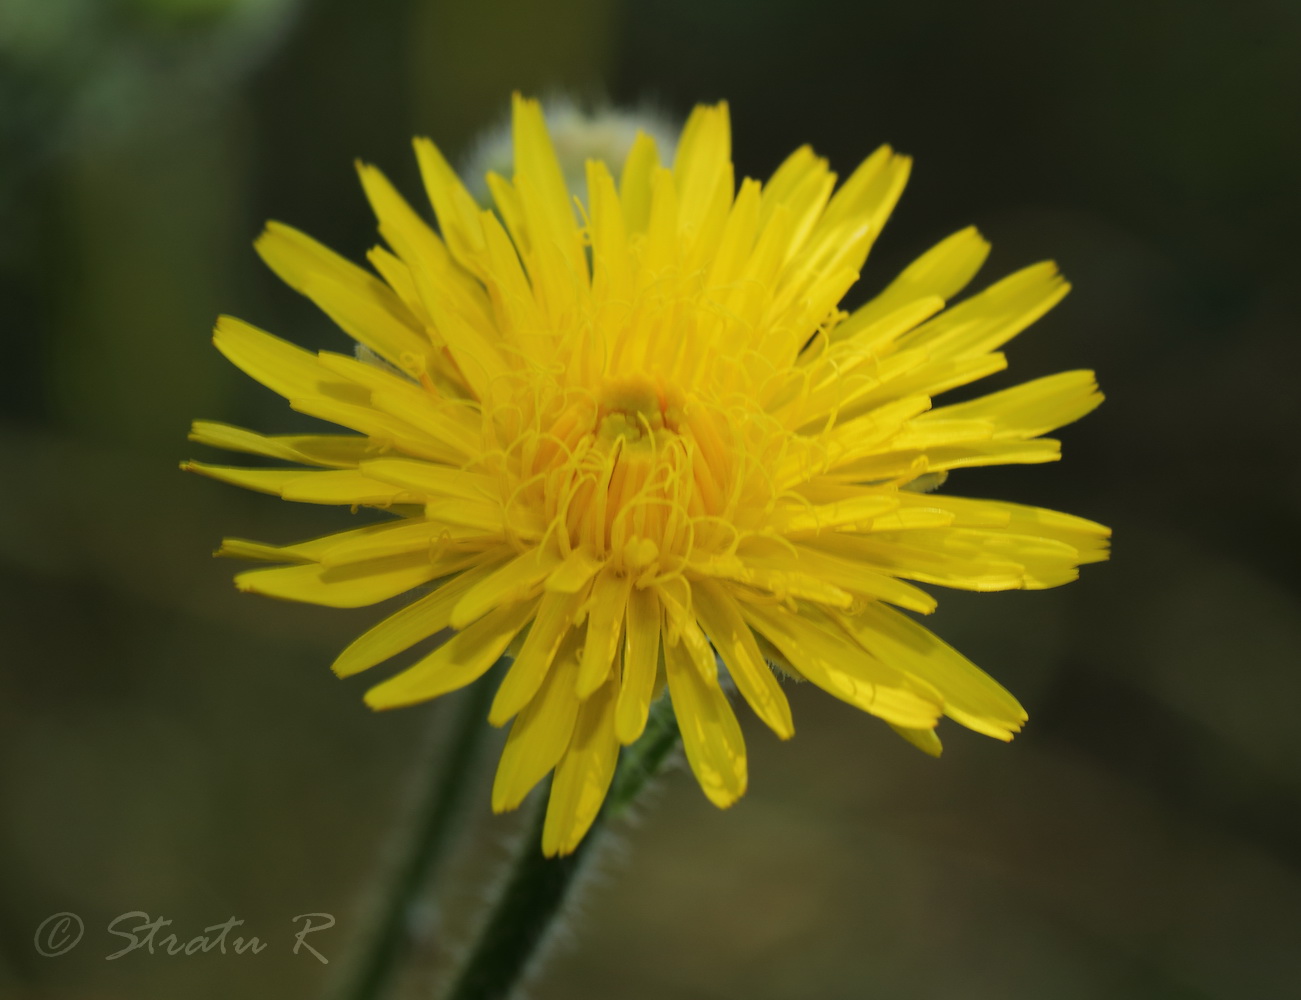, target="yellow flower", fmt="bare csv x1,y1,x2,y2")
186,95,1109,856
